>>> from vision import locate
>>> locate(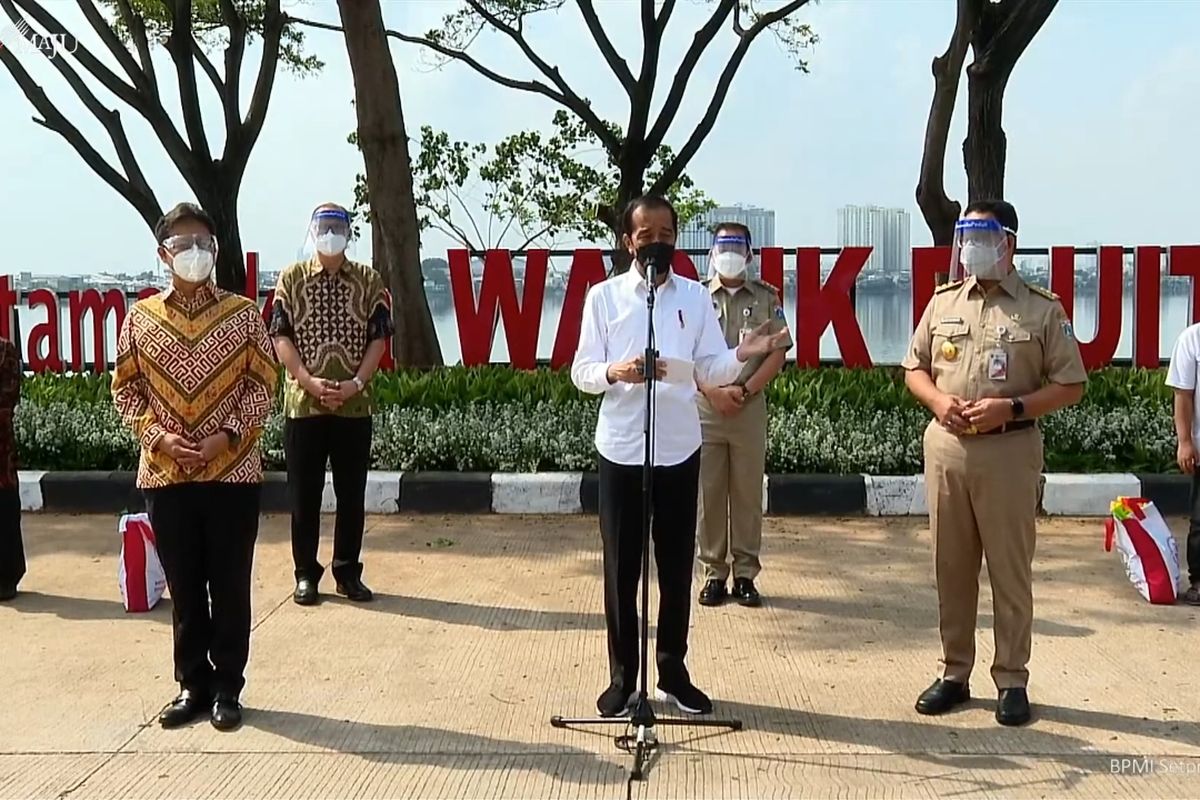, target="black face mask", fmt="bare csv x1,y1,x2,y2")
635,241,675,277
